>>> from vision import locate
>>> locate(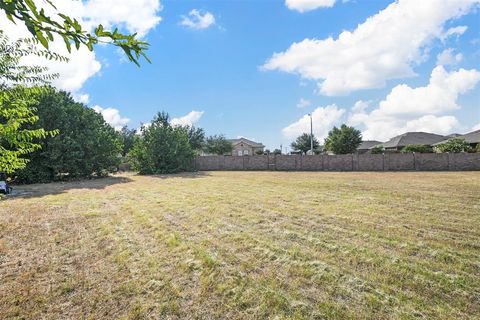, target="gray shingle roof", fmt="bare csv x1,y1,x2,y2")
433,129,480,146
357,140,383,150
381,132,446,148
228,138,265,148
